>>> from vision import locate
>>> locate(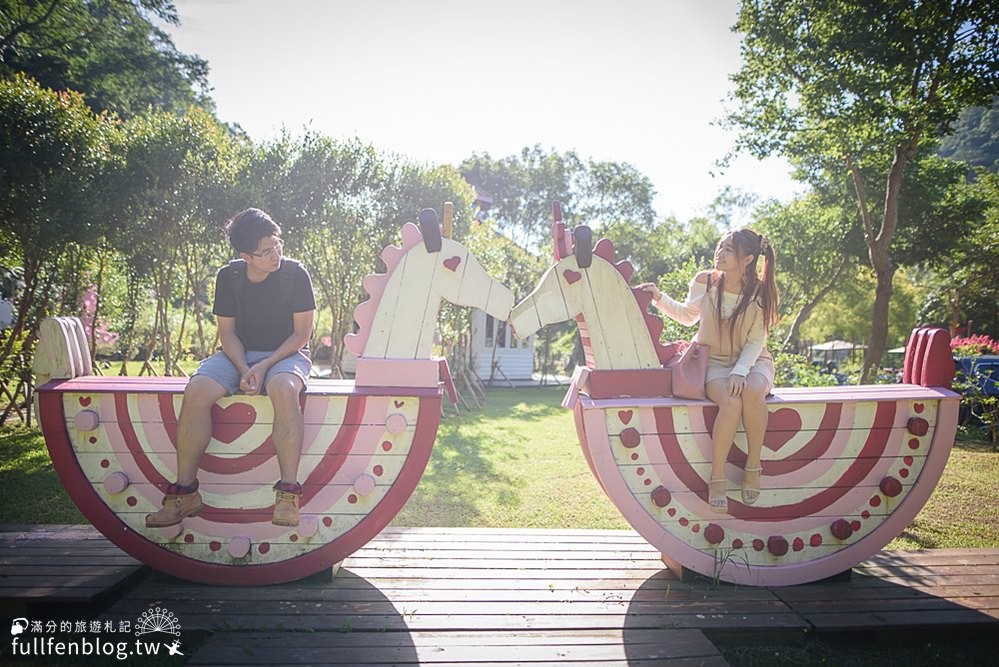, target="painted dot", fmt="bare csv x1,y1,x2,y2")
381,441,393,452
290,534,299,542
907,417,929,437
651,486,671,508
767,536,789,557
373,465,384,477
100,459,110,468
126,496,137,507
904,456,914,466
704,524,725,544
900,468,910,479
880,476,903,498
228,536,251,559
630,453,639,461
862,510,871,519
732,539,744,550
184,533,194,544
691,524,701,534
792,537,805,552
643,478,652,486
323,517,333,527
679,517,689,527
831,518,853,540
385,412,408,434
851,520,862,533
258,542,271,555
636,467,645,476
667,508,677,517
810,534,823,548
619,427,641,448
752,539,765,552
908,438,920,450
870,495,882,508
347,494,358,504
89,437,98,444
209,541,221,552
